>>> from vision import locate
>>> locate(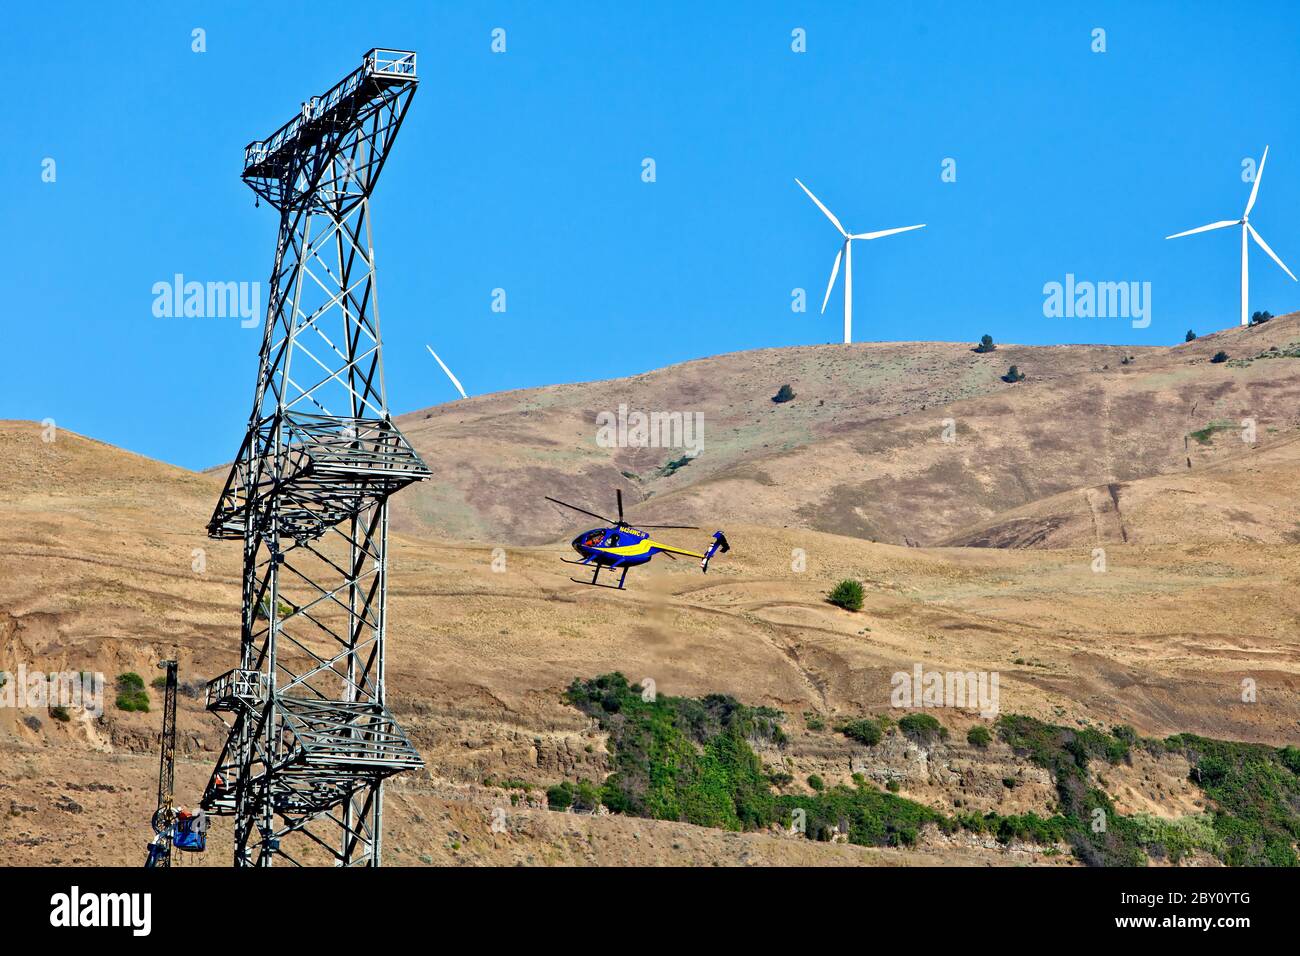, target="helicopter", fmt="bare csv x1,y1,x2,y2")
545,489,729,590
